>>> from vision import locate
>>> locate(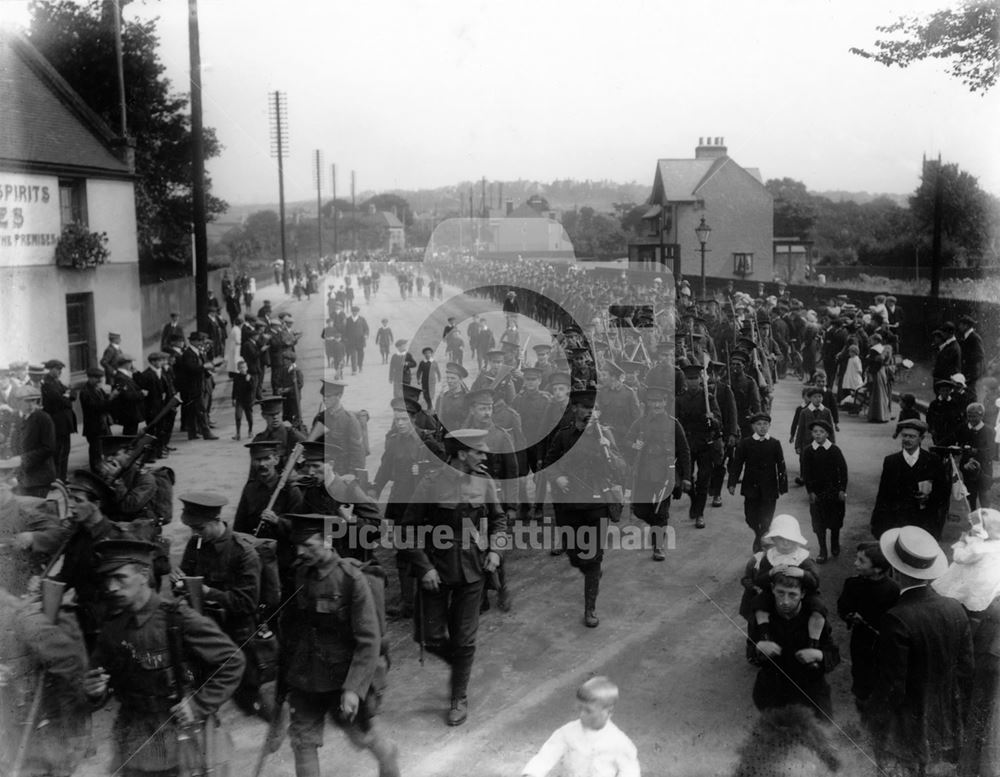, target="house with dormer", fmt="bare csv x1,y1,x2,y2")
629,138,773,283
